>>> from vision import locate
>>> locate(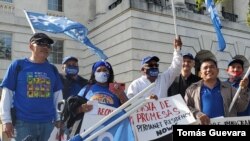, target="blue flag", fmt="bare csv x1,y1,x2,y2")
68,111,135,141
25,10,108,60
65,32,108,60
206,0,226,51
